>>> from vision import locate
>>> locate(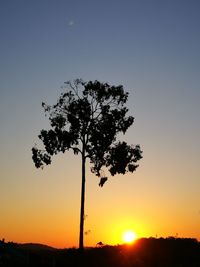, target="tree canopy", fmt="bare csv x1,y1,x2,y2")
32,79,142,184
